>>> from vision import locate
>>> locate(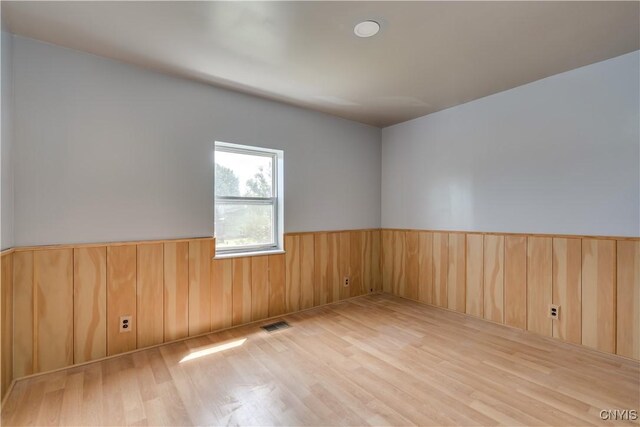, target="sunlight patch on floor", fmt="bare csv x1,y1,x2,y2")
180,338,247,363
